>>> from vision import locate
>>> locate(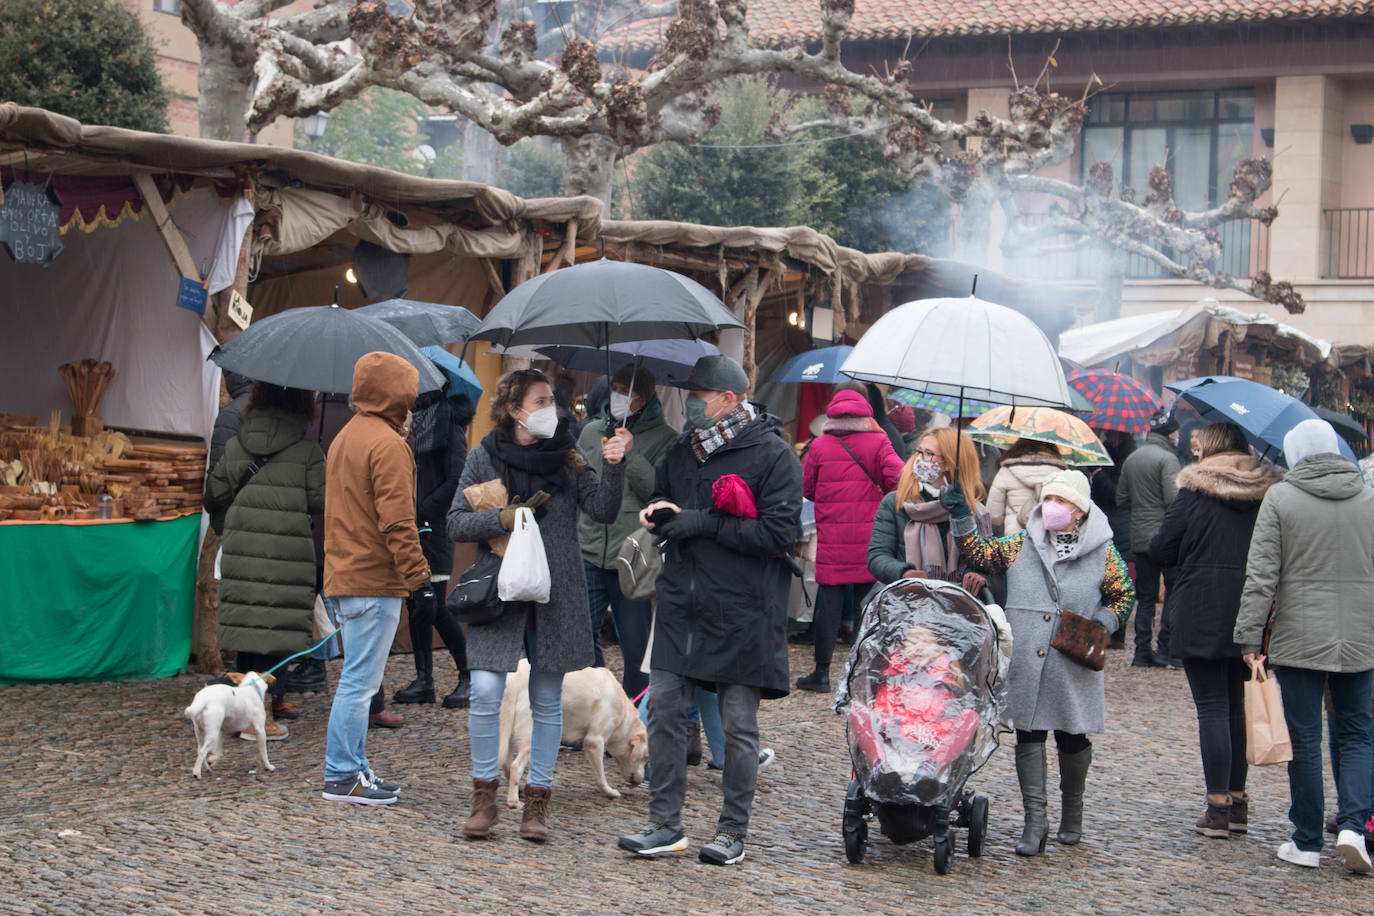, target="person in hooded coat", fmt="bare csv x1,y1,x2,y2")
795,388,903,692
204,382,325,739
1235,419,1374,874
1148,422,1280,838
617,355,802,868
321,352,431,805
944,470,1134,857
